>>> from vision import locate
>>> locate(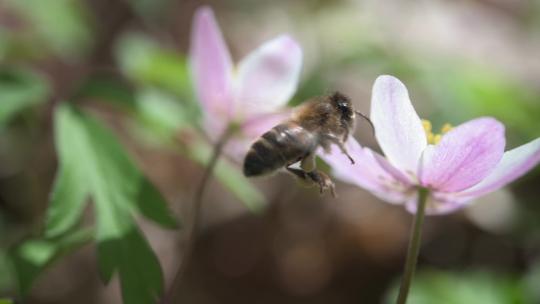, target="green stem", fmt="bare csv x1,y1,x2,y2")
396,188,429,304
160,128,233,304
